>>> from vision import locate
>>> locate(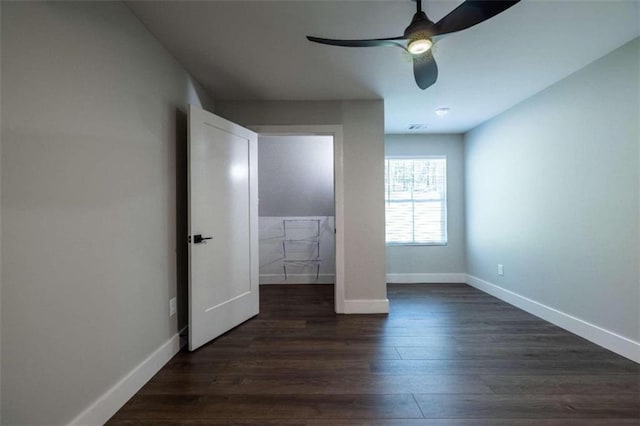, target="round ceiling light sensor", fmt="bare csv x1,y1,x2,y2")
435,107,451,117
407,38,433,55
